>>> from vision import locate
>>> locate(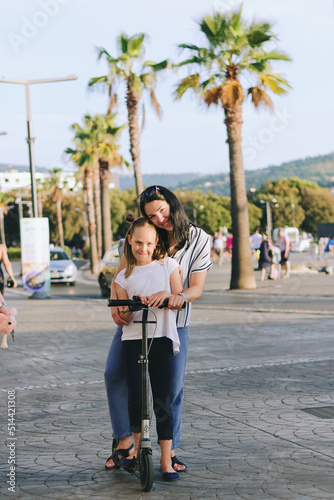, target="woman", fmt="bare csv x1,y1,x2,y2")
258,236,274,281
104,186,212,471
0,244,17,294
